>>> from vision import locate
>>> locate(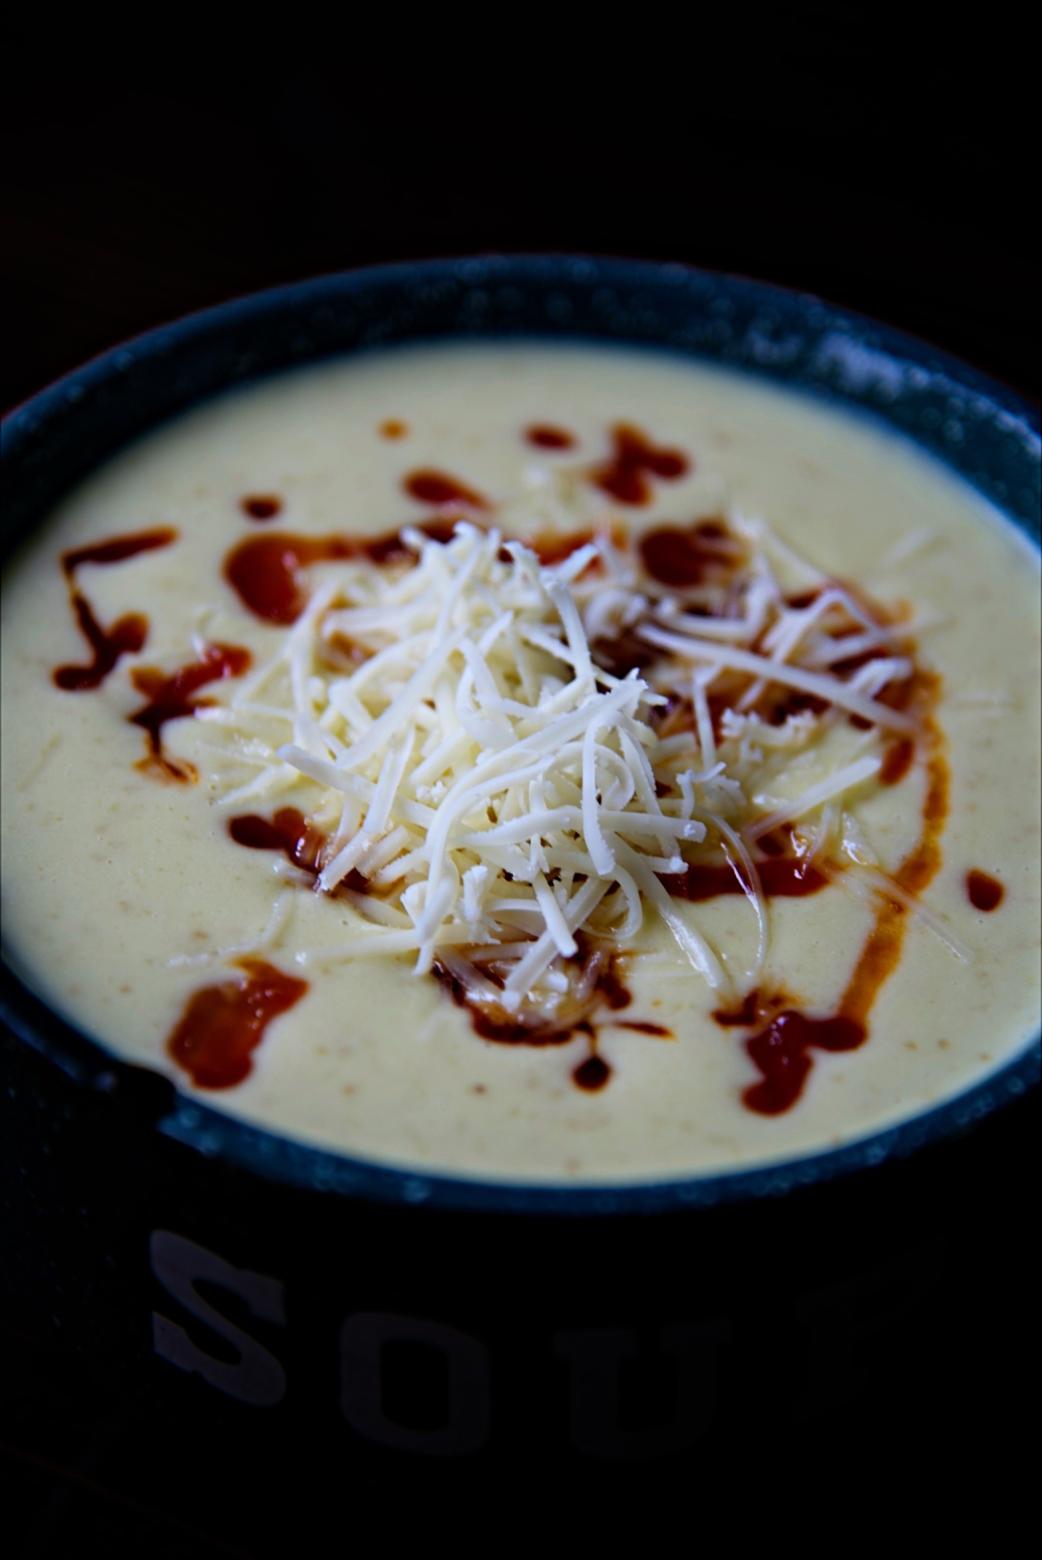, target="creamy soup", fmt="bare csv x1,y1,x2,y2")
2,342,1039,1182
